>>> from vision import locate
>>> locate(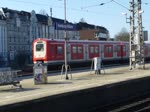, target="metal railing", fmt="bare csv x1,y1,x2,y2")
0,70,22,88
